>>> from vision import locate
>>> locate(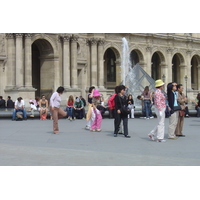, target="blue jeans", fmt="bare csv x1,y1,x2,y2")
144,100,151,118
12,108,27,119
66,107,74,117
